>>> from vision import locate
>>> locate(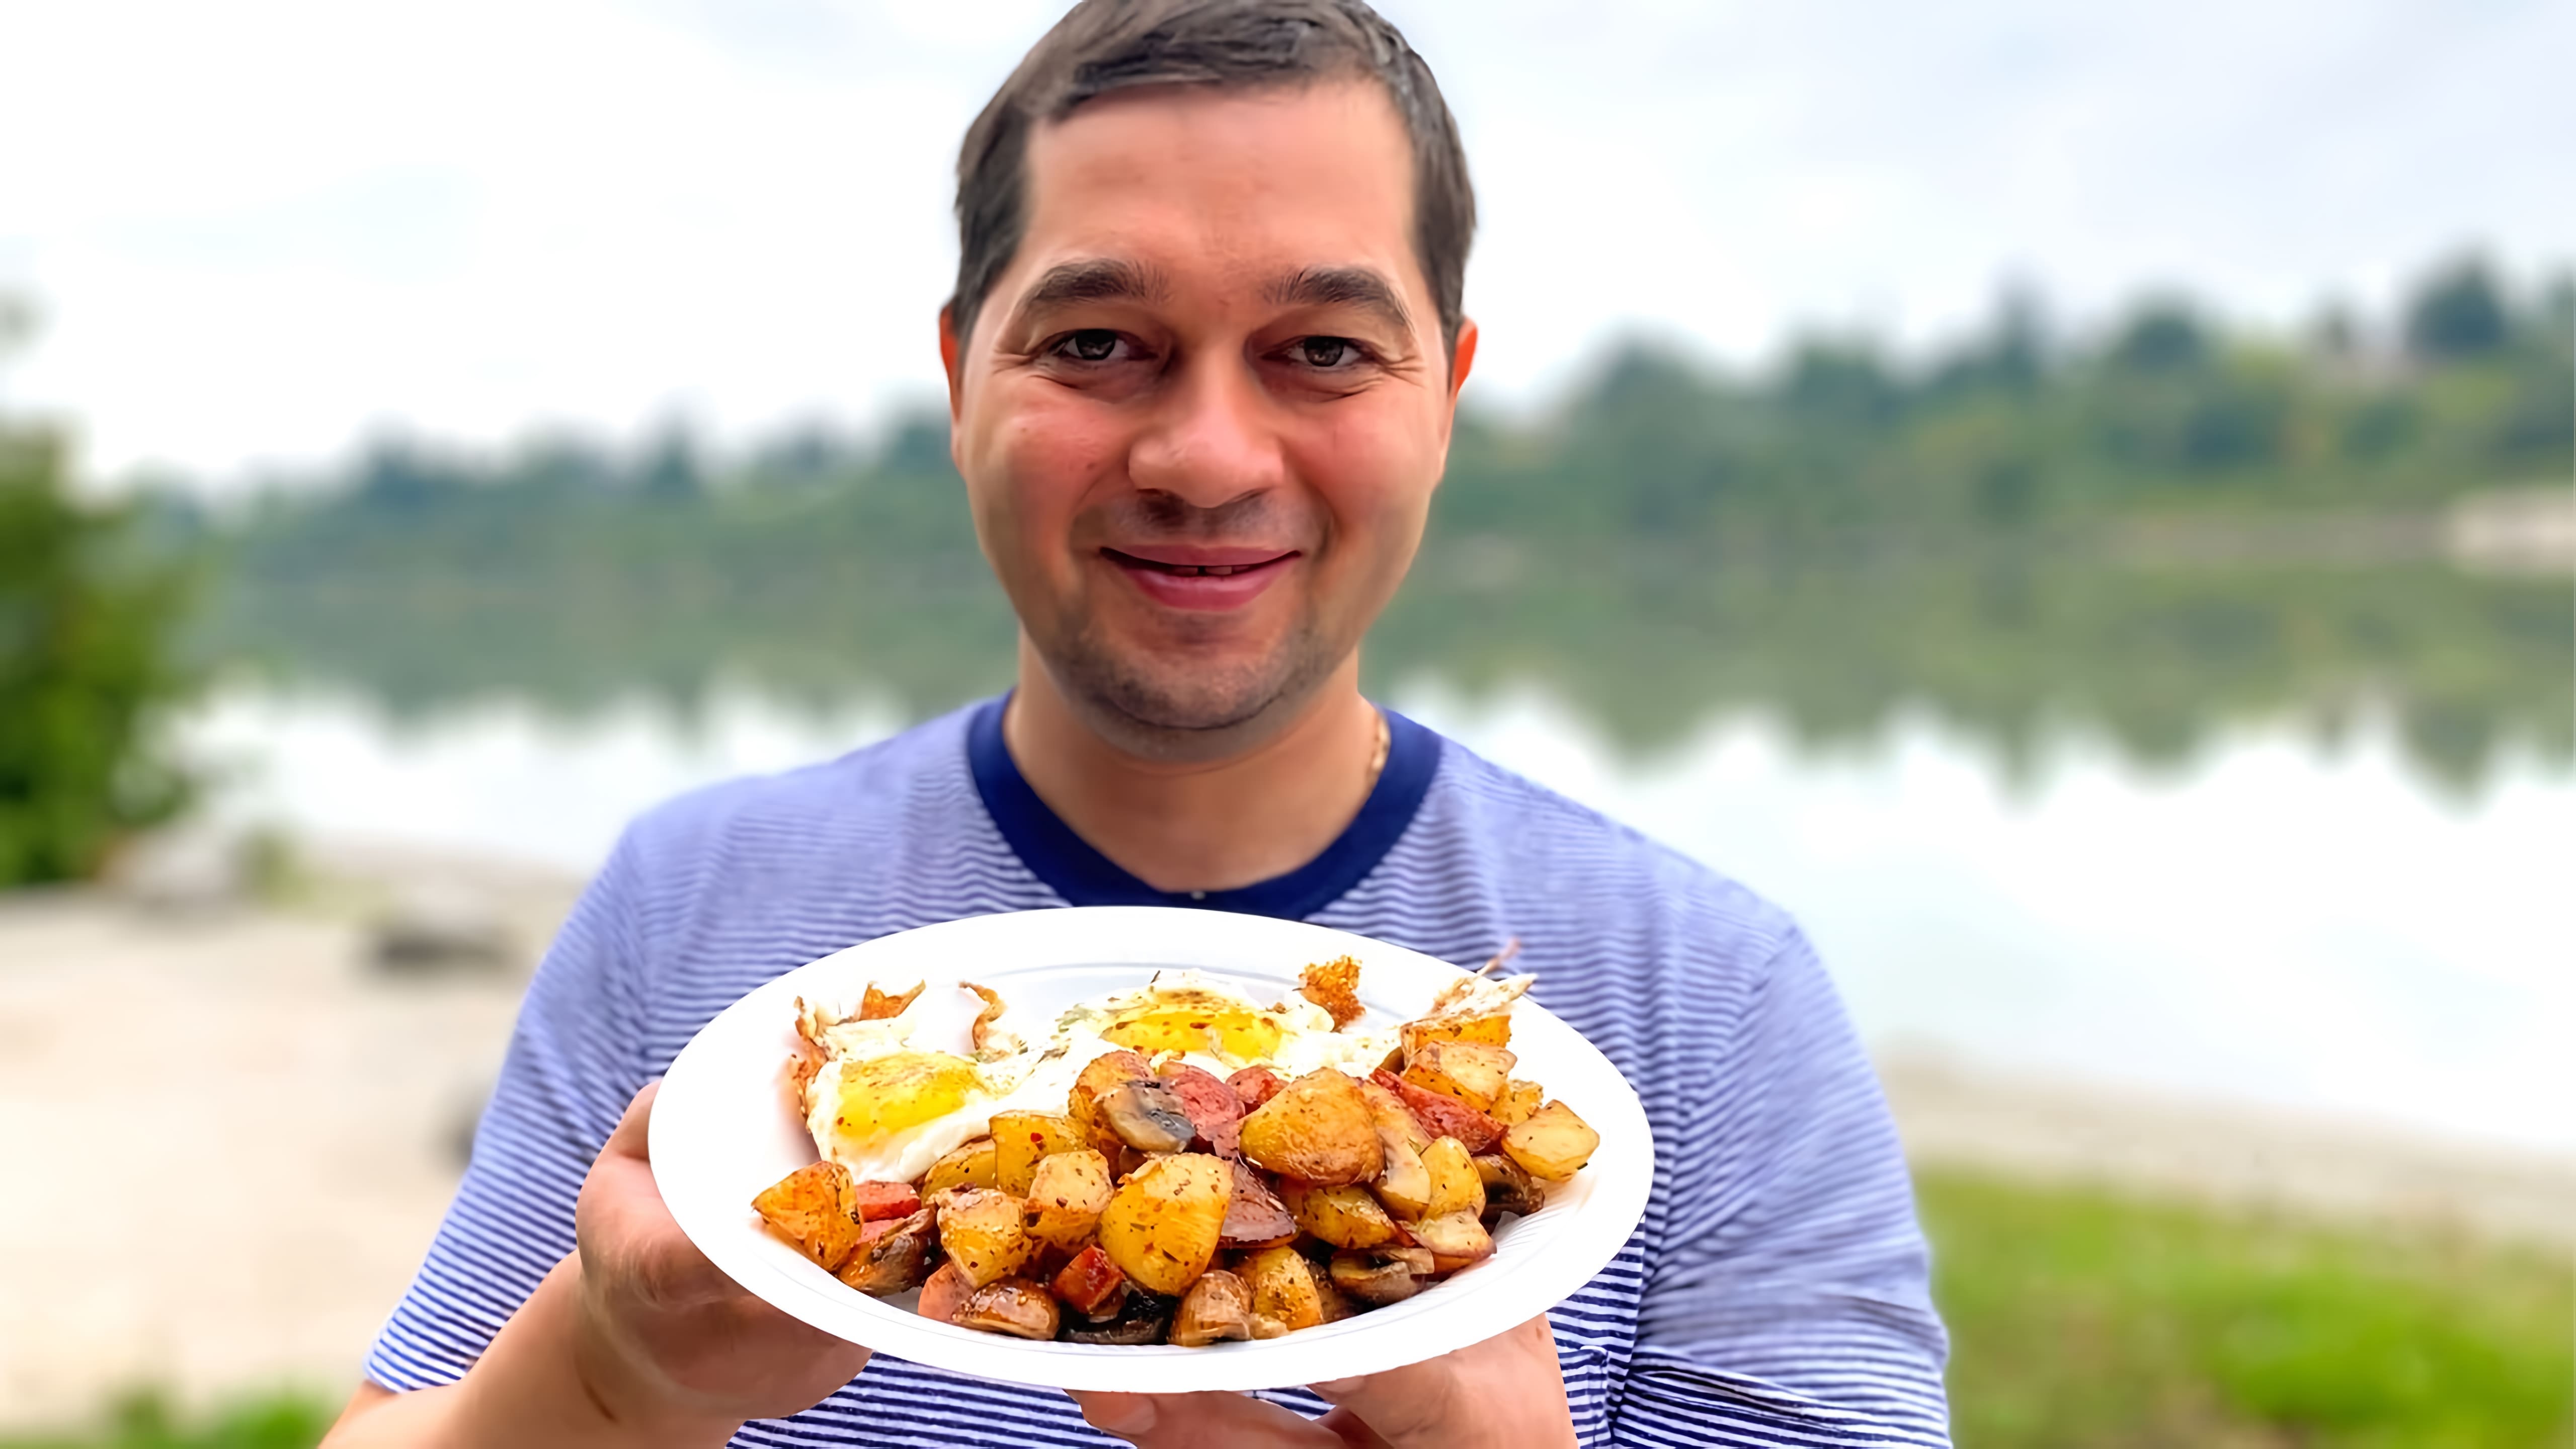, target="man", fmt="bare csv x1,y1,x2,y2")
324,2,1950,1444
